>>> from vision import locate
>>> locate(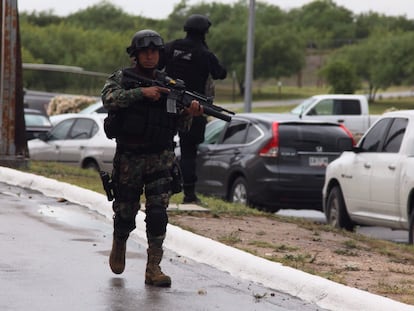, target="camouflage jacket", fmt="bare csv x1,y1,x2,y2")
101,68,192,133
